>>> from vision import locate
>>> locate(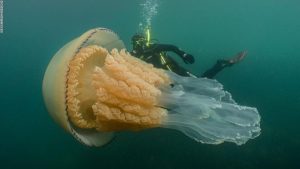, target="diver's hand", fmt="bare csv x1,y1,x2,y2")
182,53,195,64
